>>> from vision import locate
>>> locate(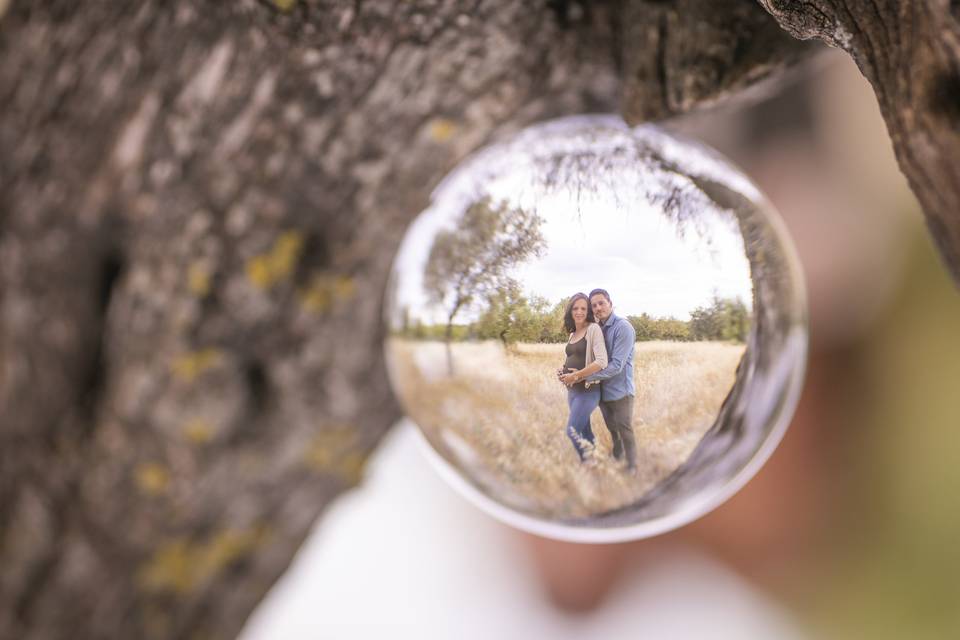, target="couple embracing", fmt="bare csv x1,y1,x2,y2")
558,289,637,473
